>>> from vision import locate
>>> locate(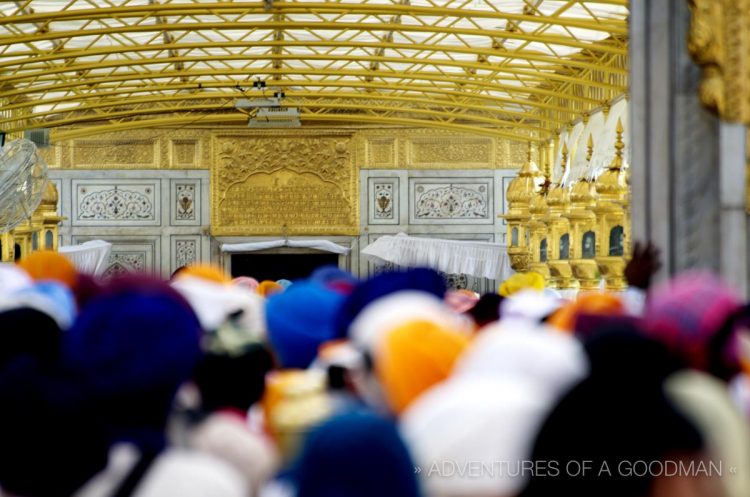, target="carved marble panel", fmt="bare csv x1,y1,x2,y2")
69,236,158,277
367,177,399,225
171,235,200,273
409,178,493,224
104,251,148,278
170,179,201,226
72,180,160,226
